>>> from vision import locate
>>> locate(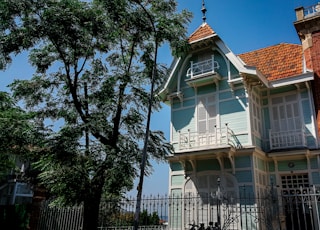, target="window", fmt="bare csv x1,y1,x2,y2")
198,53,212,62
269,94,304,149
281,174,309,193
197,94,218,146
271,94,301,132
197,94,217,134
251,92,261,136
